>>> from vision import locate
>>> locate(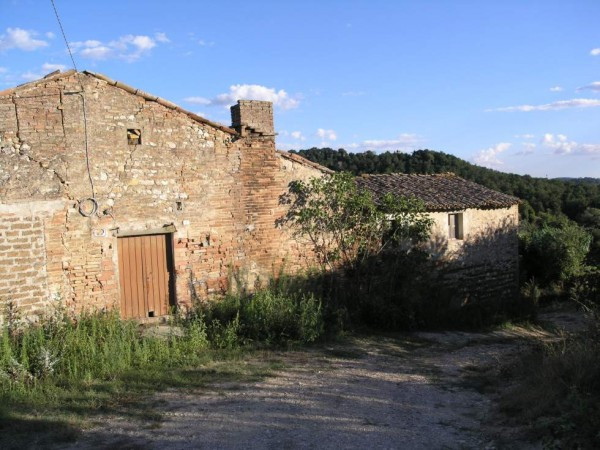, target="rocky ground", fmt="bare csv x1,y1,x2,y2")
59,308,585,450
